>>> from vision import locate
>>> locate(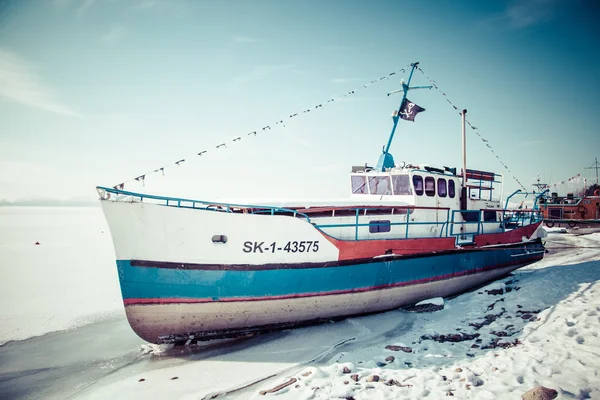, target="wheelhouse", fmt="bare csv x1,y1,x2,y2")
349,164,461,207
